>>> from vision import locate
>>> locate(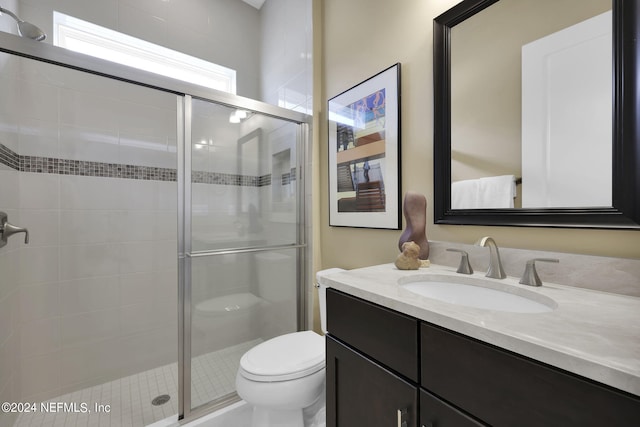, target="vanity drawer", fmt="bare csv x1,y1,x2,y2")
327,288,419,381
420,322,640,426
